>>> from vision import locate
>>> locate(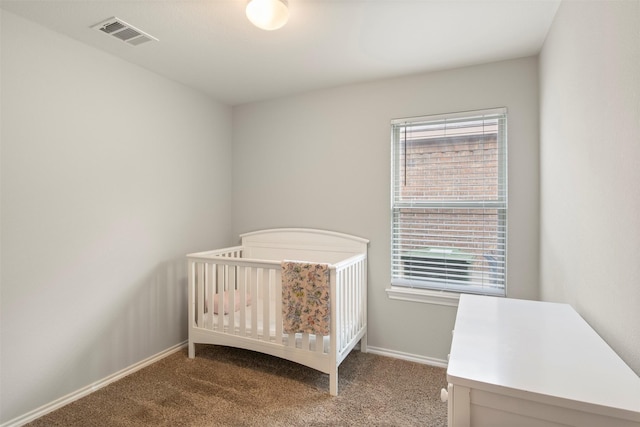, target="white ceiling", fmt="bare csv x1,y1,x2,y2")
0,0,561,105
